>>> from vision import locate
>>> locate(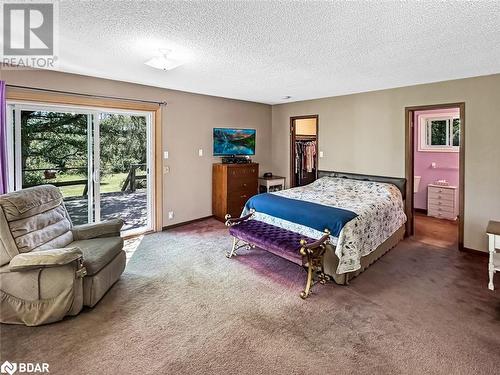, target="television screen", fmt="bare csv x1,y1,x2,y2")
213,128,256,156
